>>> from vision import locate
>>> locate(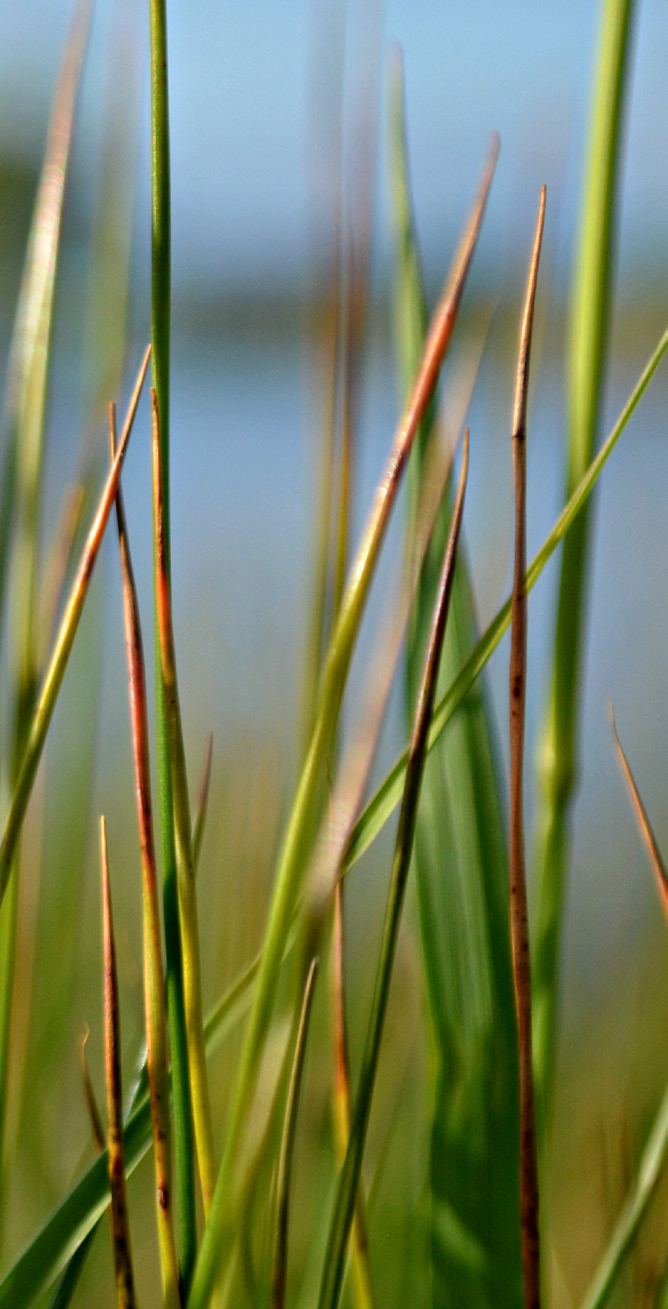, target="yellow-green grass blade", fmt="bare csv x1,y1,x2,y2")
186,144,497,1309
148,0,196,1281
532,0,637,1123
344,329,668,880
317,433,469,1309
389,56,521,1307
270,958,319,1309
0,345,150,907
